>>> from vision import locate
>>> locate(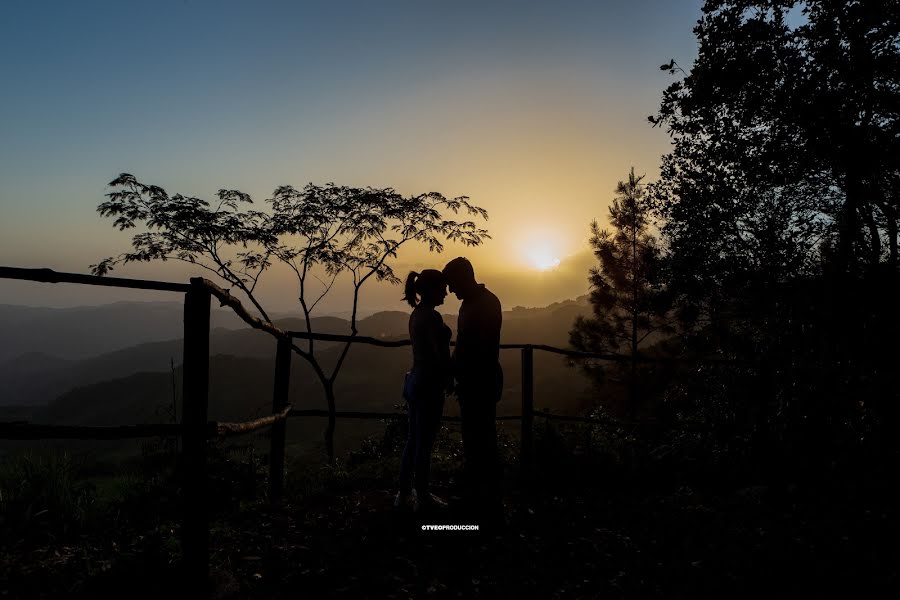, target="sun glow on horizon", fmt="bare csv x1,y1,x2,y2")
533,255,561,271
525,246,562,271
